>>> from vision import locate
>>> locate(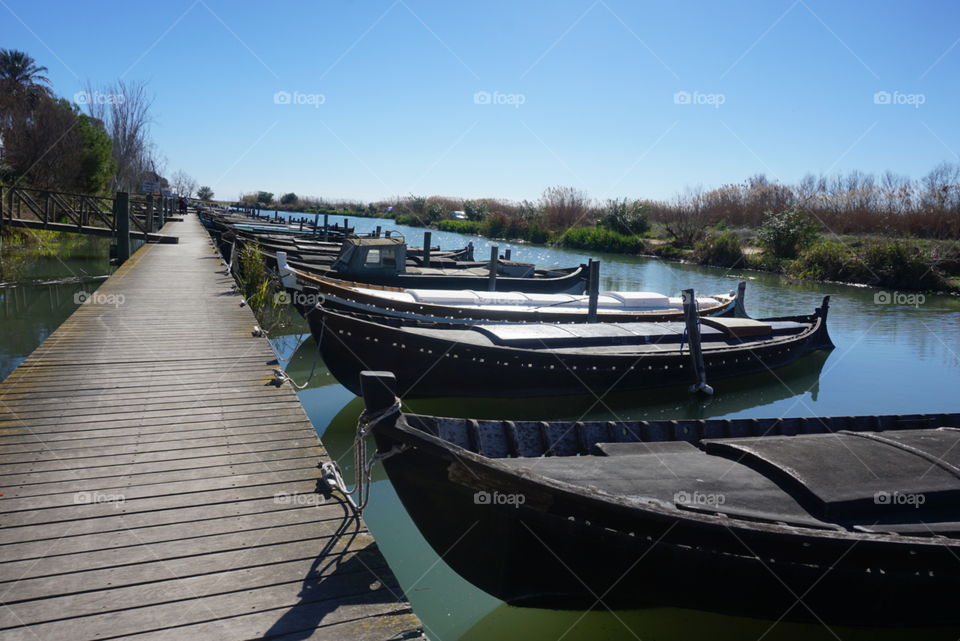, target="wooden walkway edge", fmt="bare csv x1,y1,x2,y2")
0,213,423,640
